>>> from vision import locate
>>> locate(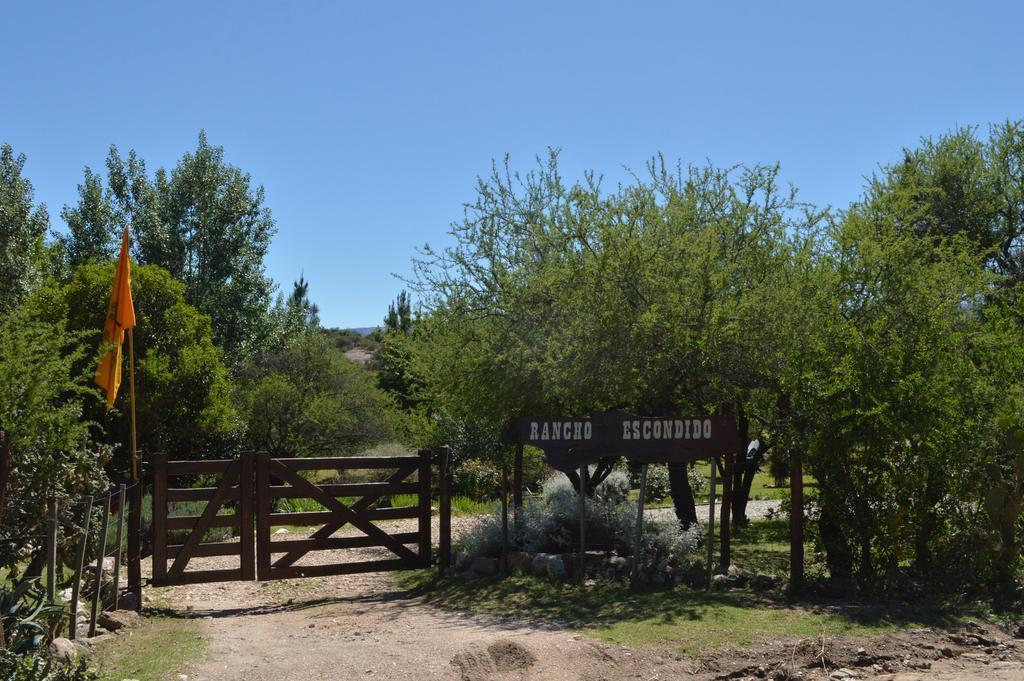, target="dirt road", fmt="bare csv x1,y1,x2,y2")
144,521,1024,681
